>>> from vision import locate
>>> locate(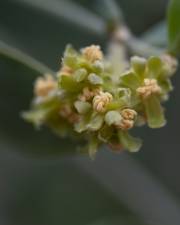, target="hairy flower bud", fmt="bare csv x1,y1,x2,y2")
58,65,73,76
34,74,57,97
121,109,137,120
137,78,162,99
82,45,103,63
93,91,113,113
78,87,101,102
116,109,137,130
